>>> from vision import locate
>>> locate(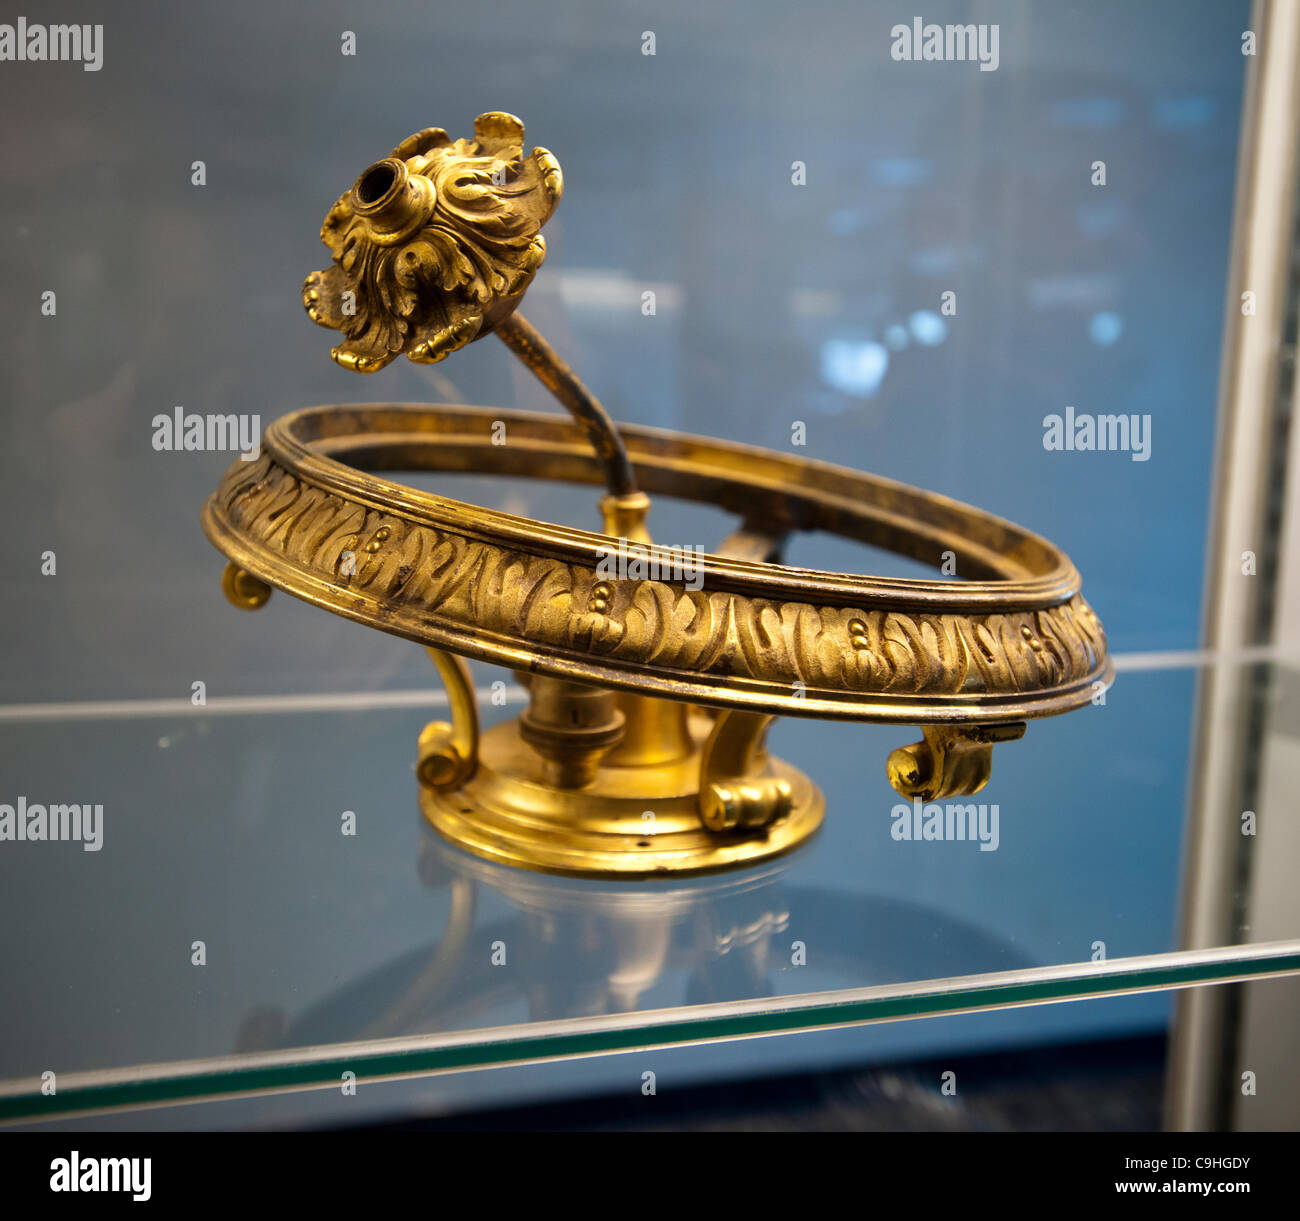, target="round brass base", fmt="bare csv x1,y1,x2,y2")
420,714,825,878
